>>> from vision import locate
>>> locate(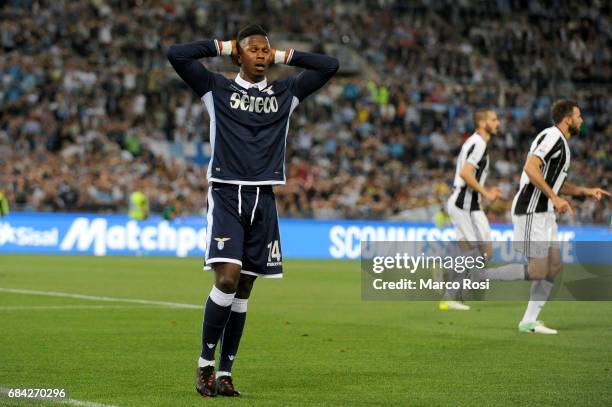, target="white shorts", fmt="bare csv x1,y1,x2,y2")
447,201,491,242
512,212,559,258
